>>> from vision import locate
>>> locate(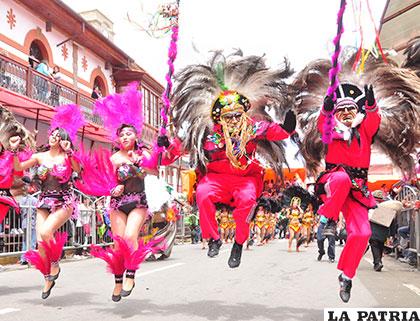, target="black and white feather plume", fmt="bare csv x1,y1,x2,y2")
171,50,294,175
292,49,420,177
